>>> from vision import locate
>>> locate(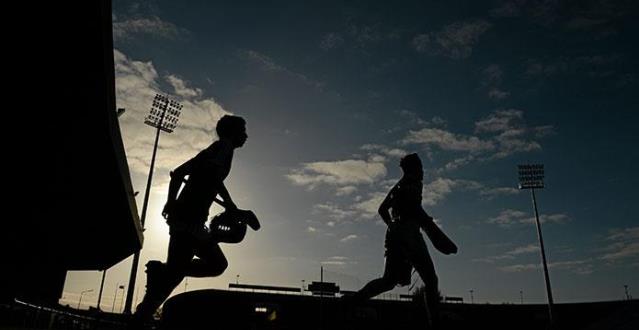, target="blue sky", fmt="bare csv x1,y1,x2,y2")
63,0,638,310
